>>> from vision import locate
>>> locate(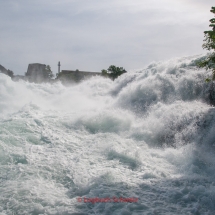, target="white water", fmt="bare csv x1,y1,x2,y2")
1,55,215,215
